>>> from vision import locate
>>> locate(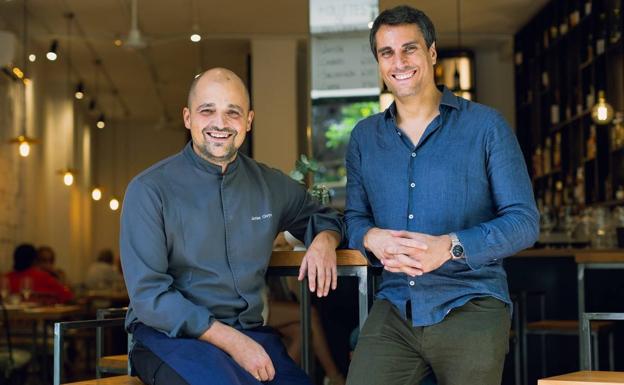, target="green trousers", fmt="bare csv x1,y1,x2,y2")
346,297,510,385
